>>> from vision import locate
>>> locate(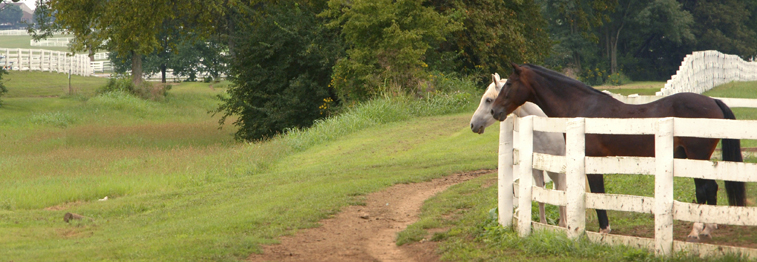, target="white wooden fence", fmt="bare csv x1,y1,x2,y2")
657,50,757,96
0,30,30,36
0,48,92,76
30,37,73,47
498,113,757,258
